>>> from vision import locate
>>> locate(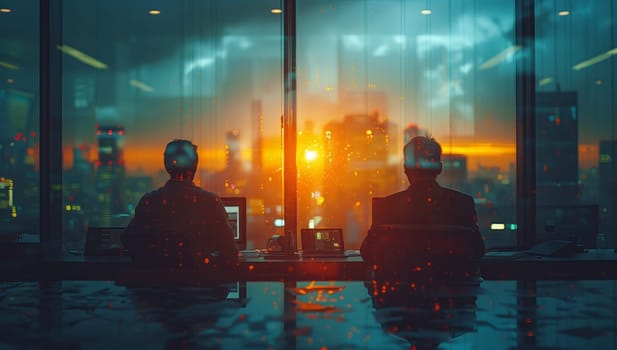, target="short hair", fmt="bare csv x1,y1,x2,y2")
164,139,198,178
403,136,442,172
